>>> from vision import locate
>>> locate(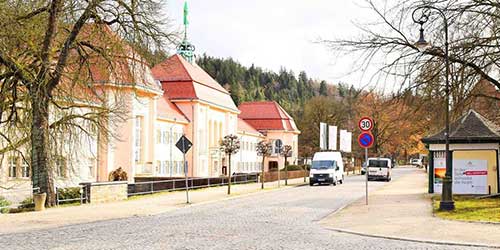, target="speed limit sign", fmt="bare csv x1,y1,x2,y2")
358,117,373,131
